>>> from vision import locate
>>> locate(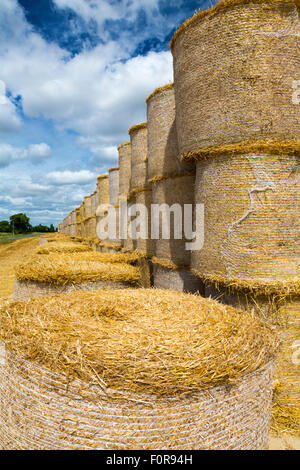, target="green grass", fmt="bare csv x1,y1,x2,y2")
0,233,46,244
